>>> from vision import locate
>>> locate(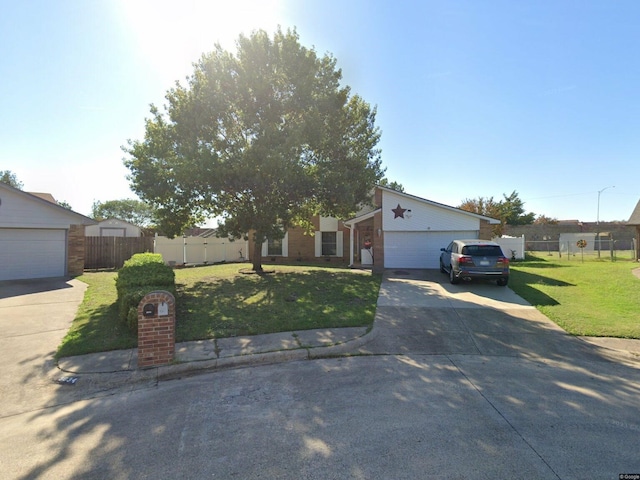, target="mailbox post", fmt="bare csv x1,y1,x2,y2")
137,291,176,368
